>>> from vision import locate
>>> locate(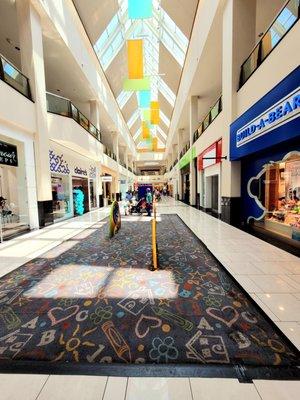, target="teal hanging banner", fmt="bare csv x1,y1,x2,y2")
139,90,151,108
128,0,153,19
